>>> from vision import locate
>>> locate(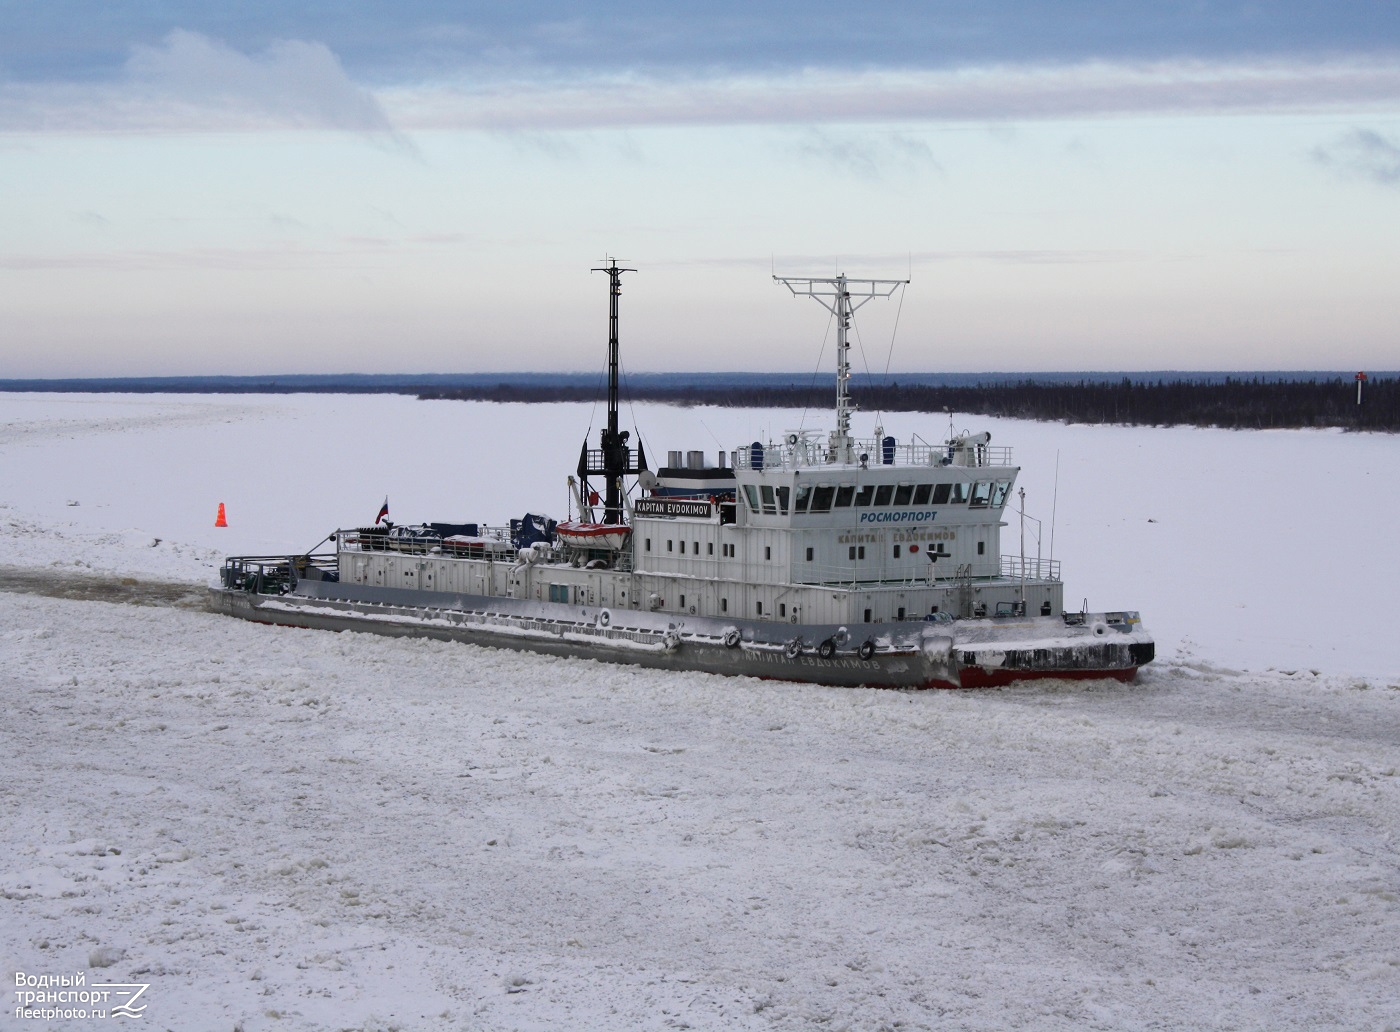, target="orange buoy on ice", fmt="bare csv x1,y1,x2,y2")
215,503,228,527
